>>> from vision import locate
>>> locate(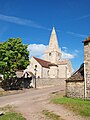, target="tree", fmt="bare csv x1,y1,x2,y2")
0,38,29,79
